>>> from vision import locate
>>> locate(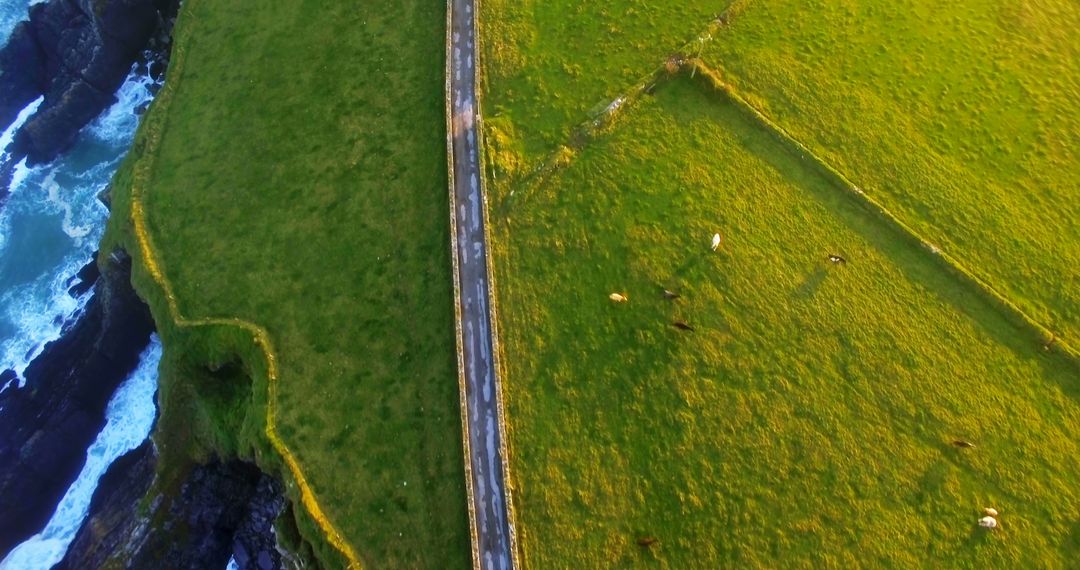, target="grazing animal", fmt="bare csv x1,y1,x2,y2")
610,293,628,303
828,254,847,264
672,320,695,332
951,439,976,448
983,507,999,517
978,516,998,530
711,233,722,251
637,536,658,547
663,289,681,300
